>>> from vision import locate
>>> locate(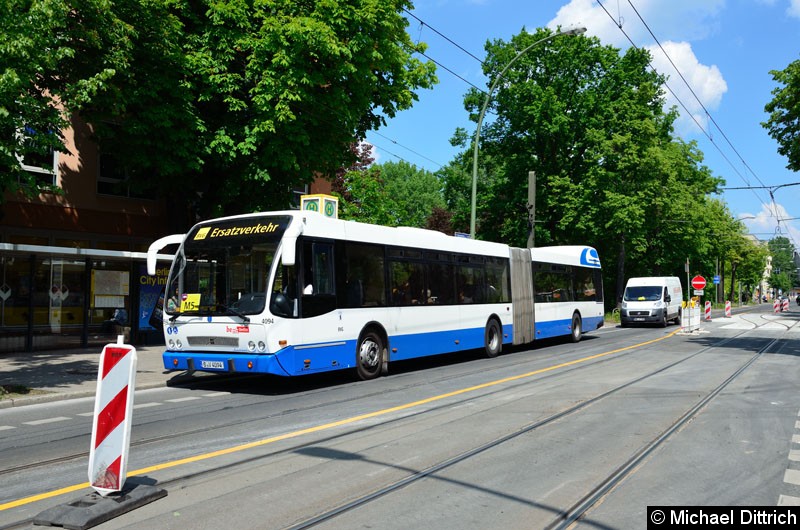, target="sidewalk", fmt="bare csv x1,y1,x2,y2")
0,339,193,409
